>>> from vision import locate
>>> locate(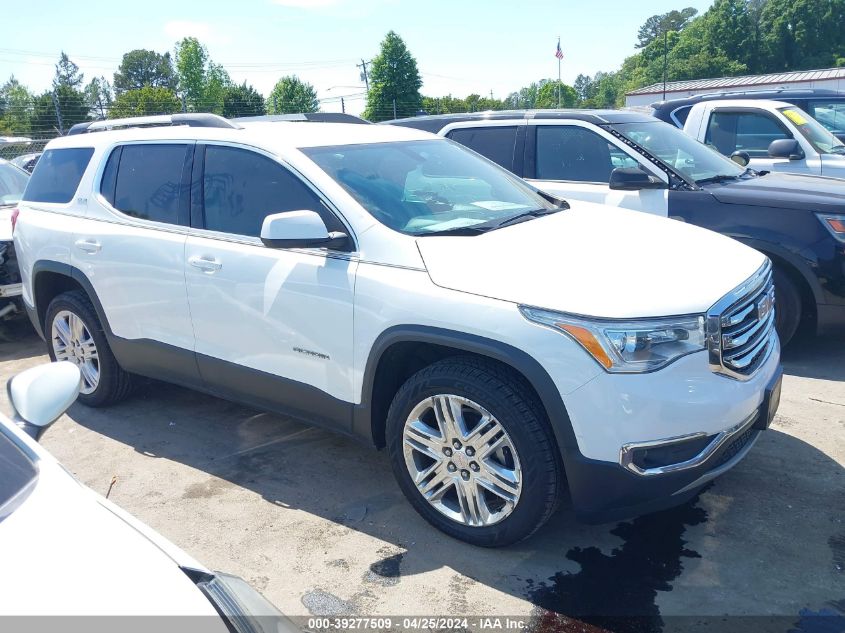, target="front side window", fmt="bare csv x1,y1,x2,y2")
704,111,790,157
202,145,340,237
779,106,845,155
112,144,189,224
447,126,518,172
304,139,555,235
609,120,745,184
22,147,94,204
536,126,619,183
